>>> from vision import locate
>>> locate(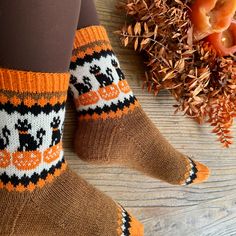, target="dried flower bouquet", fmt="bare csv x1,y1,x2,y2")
117,0,236,147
